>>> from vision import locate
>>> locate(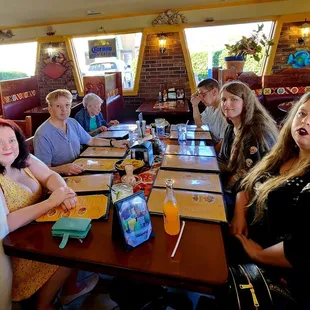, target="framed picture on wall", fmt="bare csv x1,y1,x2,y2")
167,91,177,100
176,88,185,99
